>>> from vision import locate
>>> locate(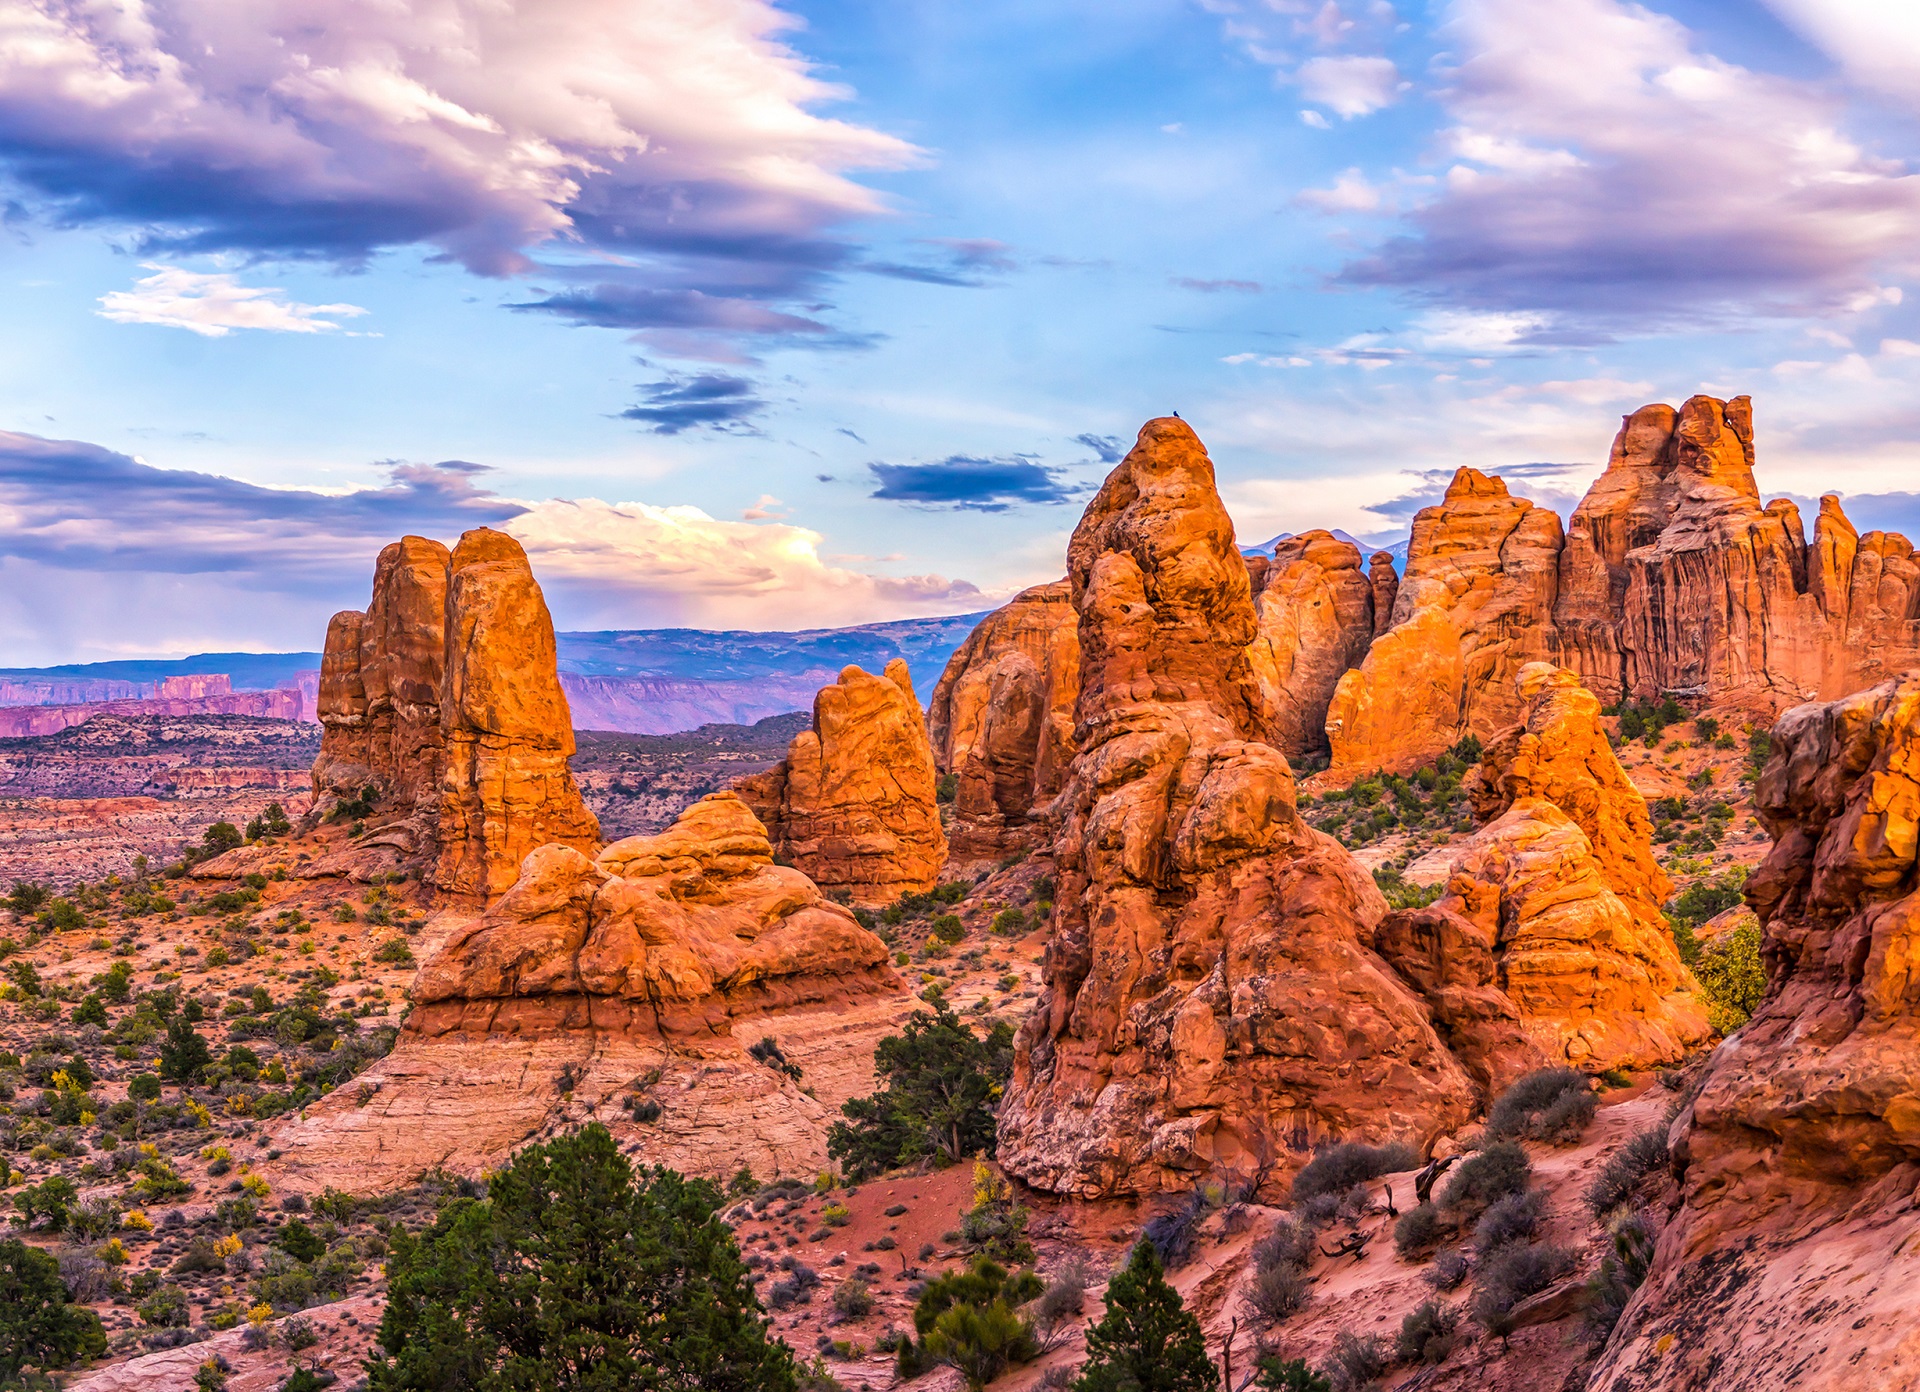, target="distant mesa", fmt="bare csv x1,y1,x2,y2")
736,659,948,906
